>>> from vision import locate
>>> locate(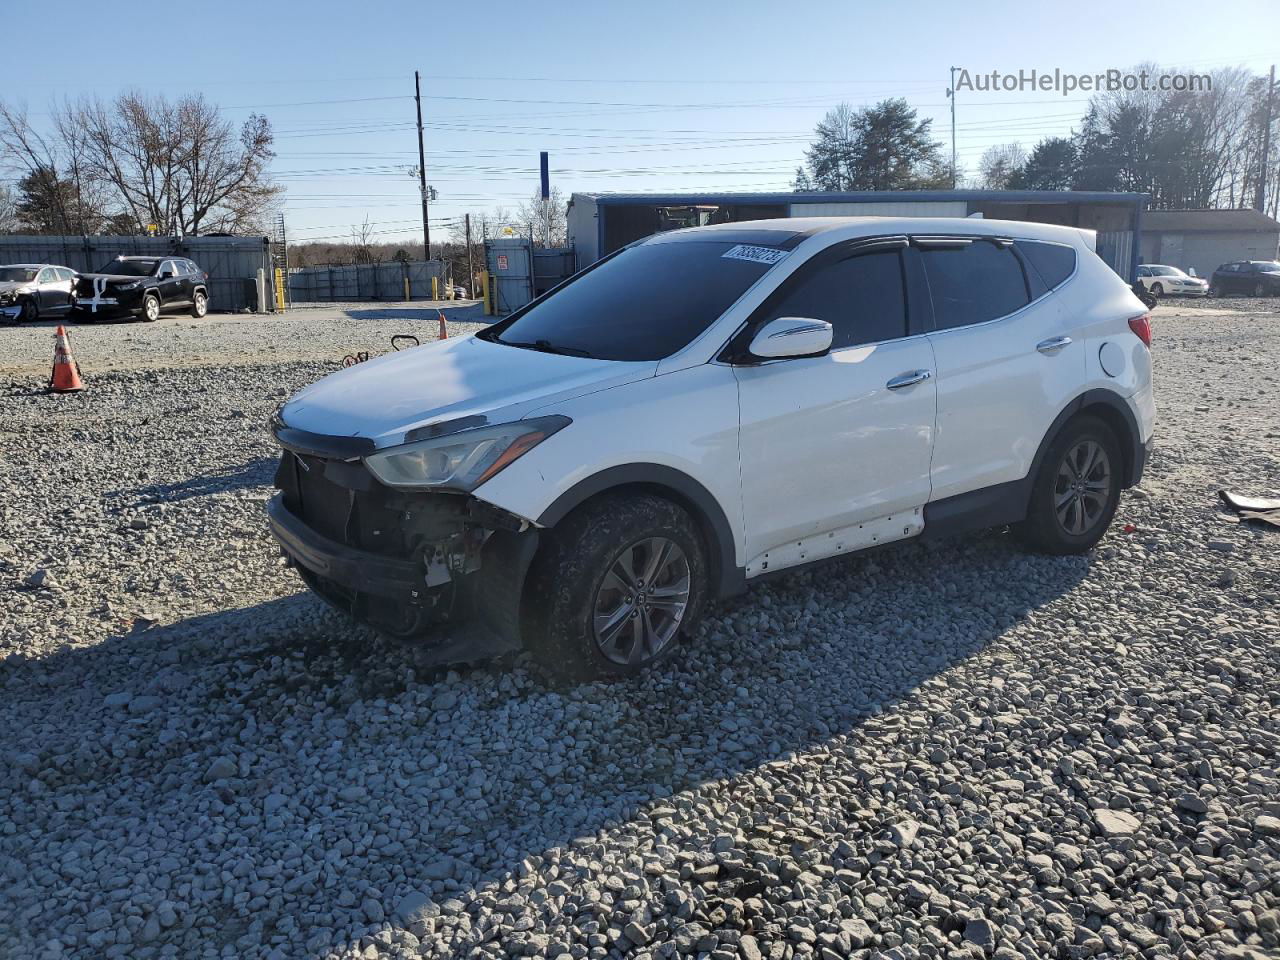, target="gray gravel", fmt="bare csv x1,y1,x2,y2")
1,298,1277,959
